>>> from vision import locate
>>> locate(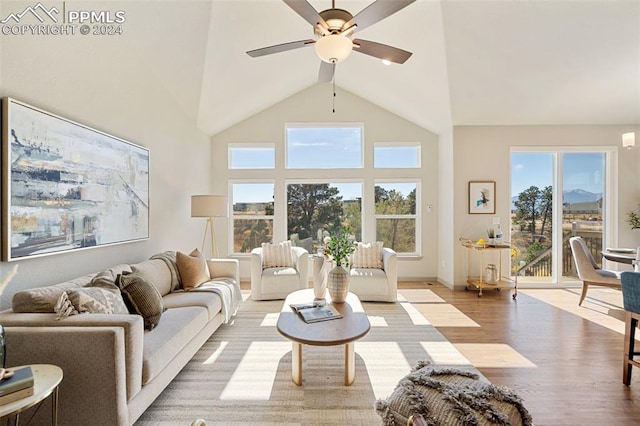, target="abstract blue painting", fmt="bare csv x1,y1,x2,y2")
1,98,149,260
